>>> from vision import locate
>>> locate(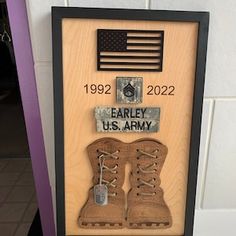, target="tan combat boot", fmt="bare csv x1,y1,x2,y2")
78,138,127,229
127,138,172,229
